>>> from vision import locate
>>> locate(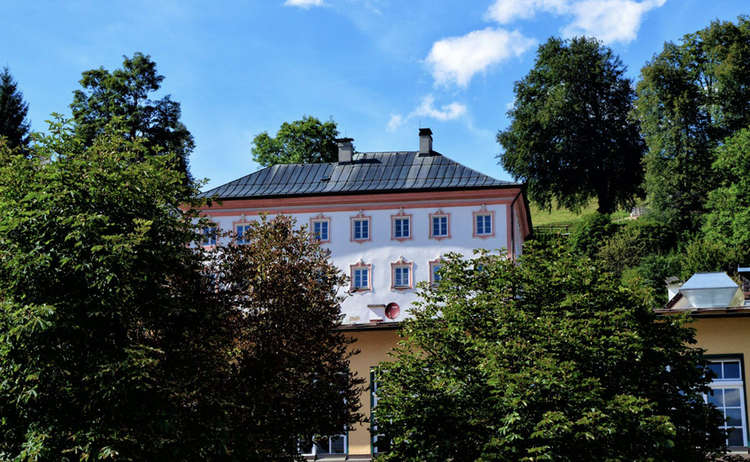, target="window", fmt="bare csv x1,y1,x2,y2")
706,358,748,447
235,223,251,244
202,226,217,246
429,259,443,286
301,434,347,456
391,257,413,290
473,208,495,238
371,369,391,455
429,210,450,240
391,211,412,241
351,213,371,242
350,260,372,292
310,215,331,243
